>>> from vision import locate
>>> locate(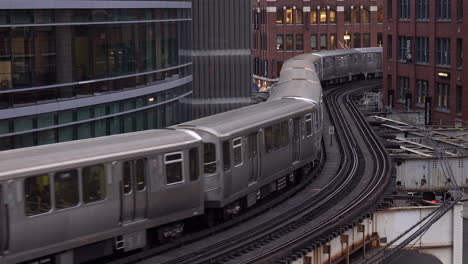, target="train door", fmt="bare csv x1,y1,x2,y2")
247,132,259,185
293,118,301,162
121,159,148,224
